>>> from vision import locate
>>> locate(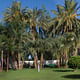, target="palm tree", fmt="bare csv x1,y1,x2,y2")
60,33,75,67
27,7,50,40
72,19,80,56
5,38,11,72
51,0,80,34
48,32,76,68
3,0,28,69
50,0,80,59
0,34,11,72
58,32,76,67
26,7,50,68
0,23,6,71
10,17,26,69
3,0,28,22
